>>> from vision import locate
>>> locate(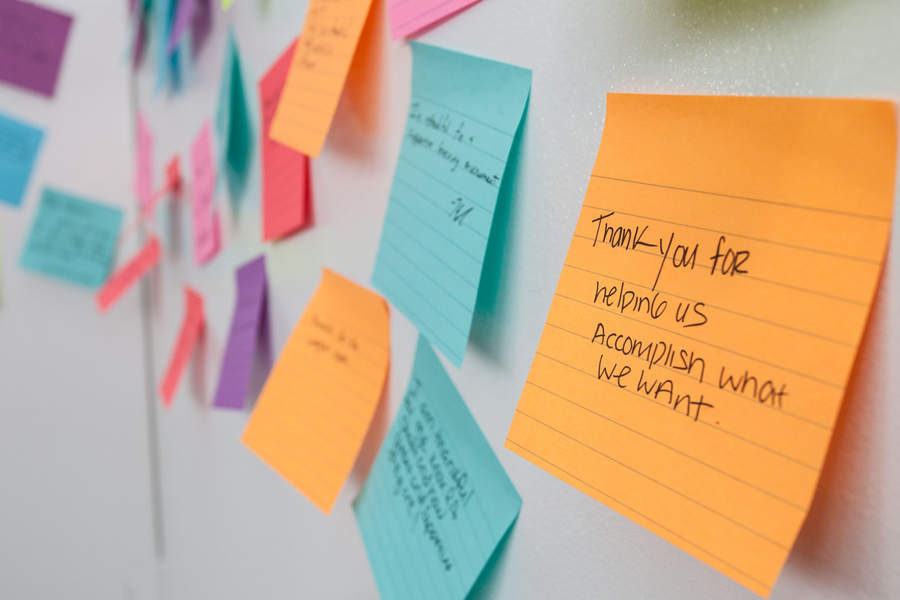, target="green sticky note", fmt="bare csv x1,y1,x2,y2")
354,336,521,600
372,42,531,368
20,188,123,288
215,28,253,207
